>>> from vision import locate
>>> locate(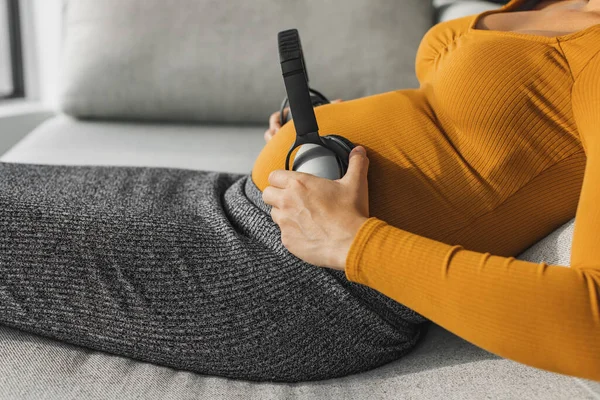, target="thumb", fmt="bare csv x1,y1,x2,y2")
341,146,369,185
